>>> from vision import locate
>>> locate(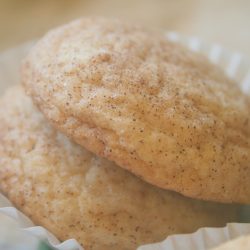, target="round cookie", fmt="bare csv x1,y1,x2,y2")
22,17,250,204
0,86,240,250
